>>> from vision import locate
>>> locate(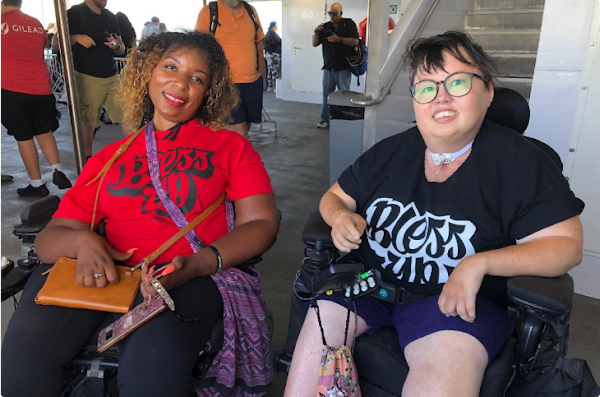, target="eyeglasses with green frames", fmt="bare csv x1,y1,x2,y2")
409,72,488,104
